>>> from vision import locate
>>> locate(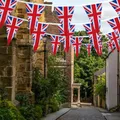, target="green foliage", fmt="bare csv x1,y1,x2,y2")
16,93,31,106
94,74,106,100
74,31,107,100
19,105,42,120
32,55,68,116
0,100,25,120
0,88,8,100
